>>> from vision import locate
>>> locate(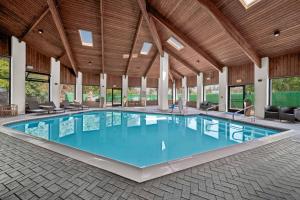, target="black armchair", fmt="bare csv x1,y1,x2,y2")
264,105,279,119
279,107,296,122
200,101,210,110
